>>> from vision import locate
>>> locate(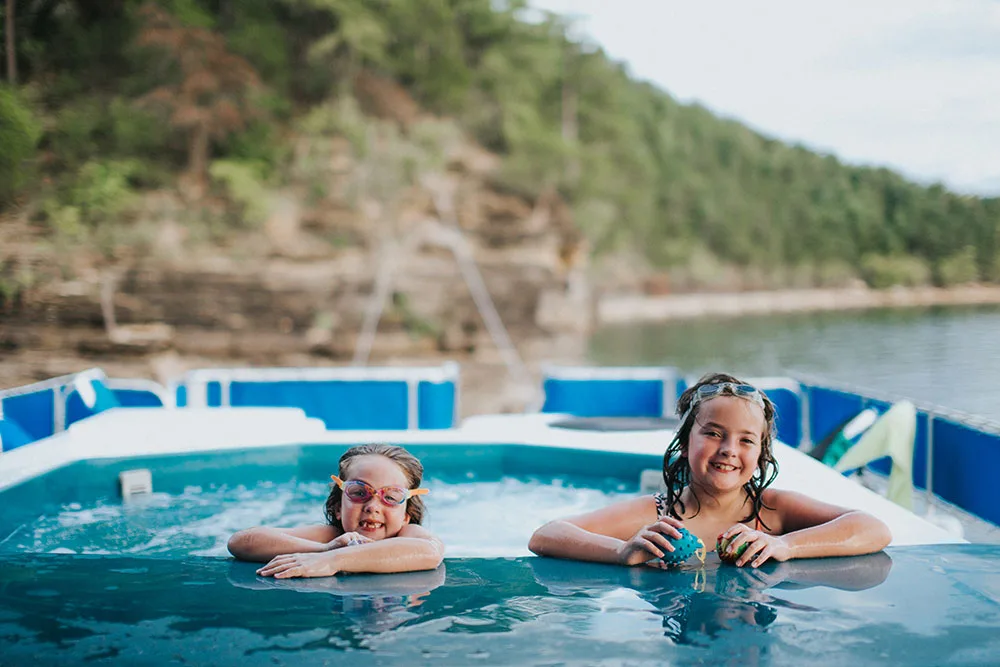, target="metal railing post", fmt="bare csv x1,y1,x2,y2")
925,412,935,508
